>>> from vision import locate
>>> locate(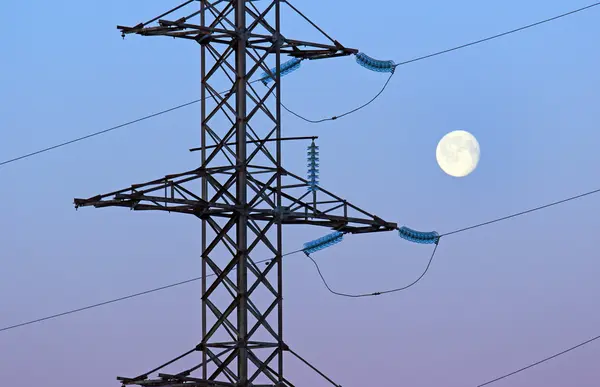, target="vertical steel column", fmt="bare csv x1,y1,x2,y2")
235,0,249,384
274,1,284,385
200,0,208,381
200,1,209,379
